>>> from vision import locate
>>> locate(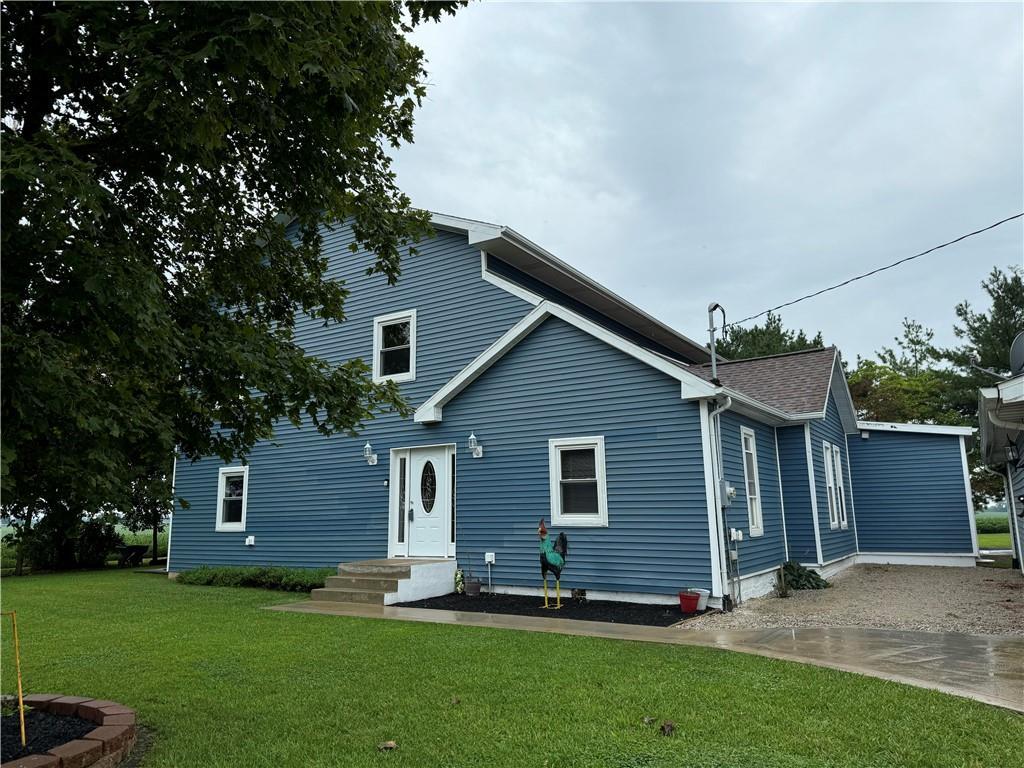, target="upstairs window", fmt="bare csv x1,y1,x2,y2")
740,427,763,537
548,436,608,527
373,310,416,383
216,466,248,532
